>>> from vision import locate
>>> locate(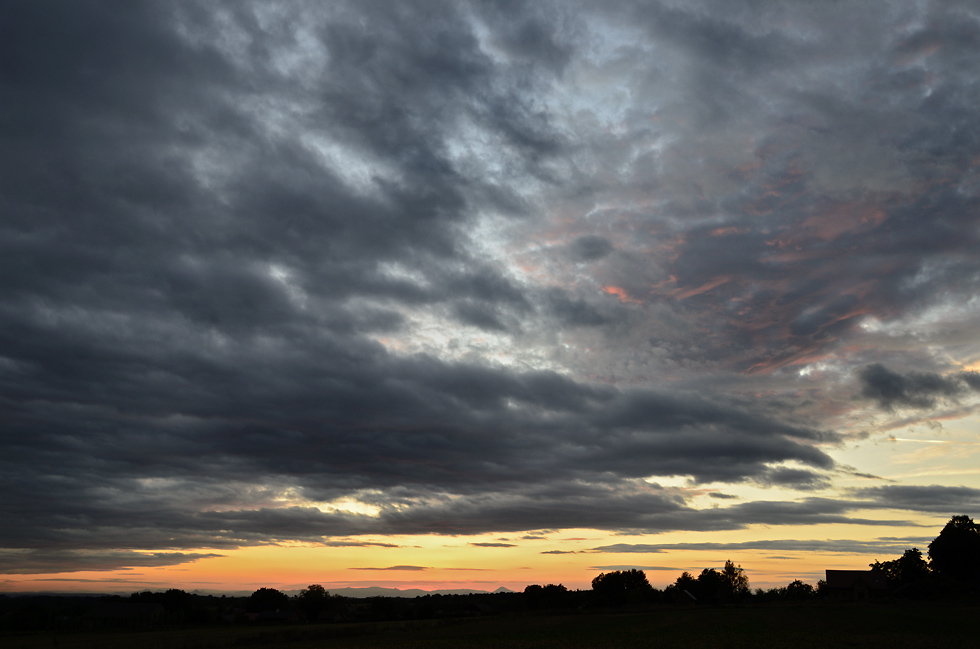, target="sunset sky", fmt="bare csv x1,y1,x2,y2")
3,0,980,595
